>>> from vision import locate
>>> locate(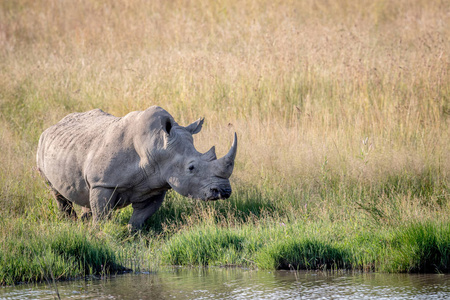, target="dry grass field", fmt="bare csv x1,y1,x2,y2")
0,0,449,282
